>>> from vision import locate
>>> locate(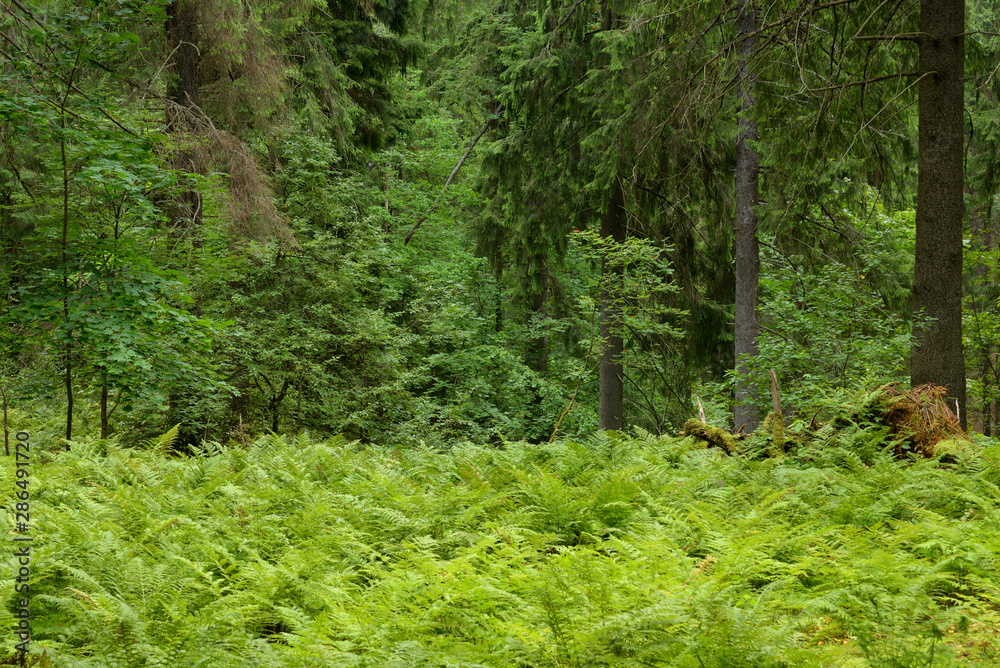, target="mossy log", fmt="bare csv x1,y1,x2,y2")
683,419,737,454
